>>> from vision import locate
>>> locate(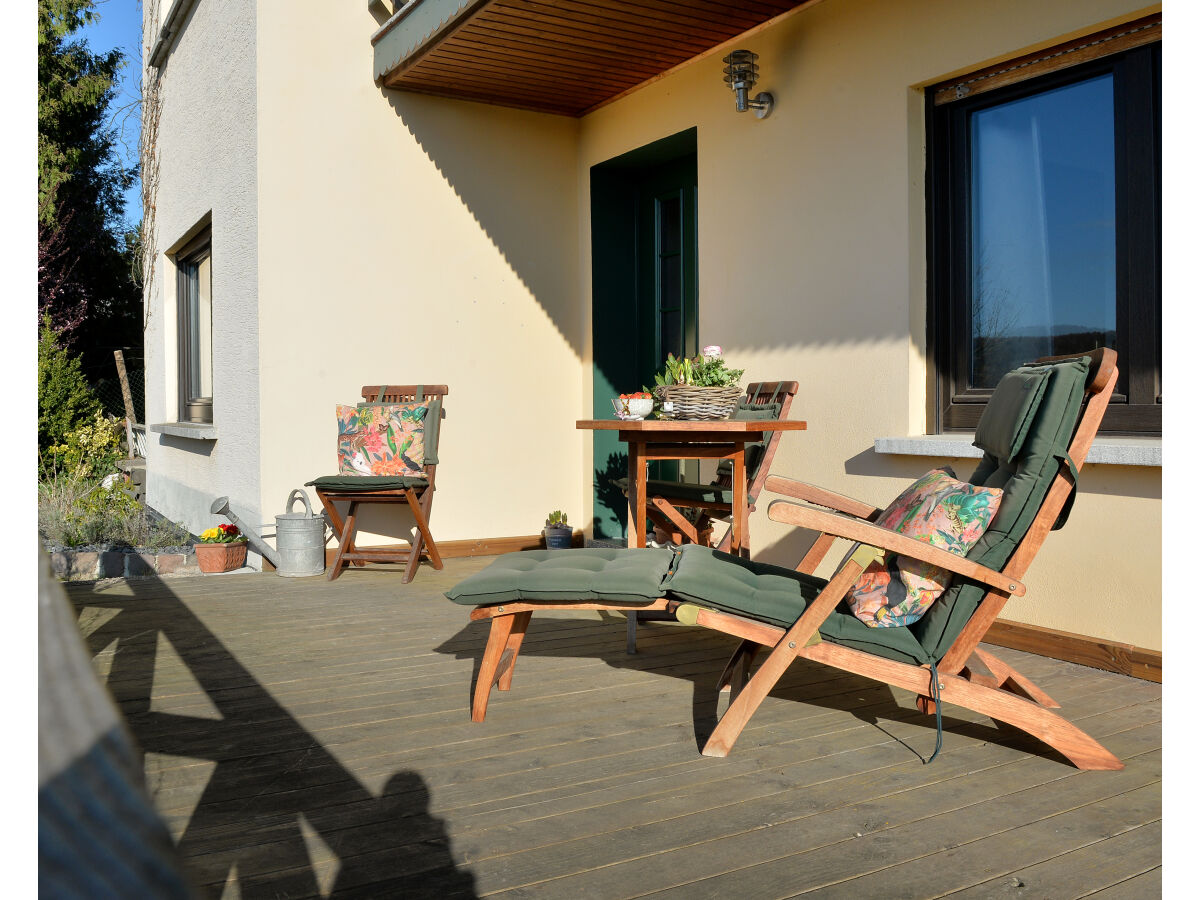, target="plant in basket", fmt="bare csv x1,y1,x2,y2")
652,345,744,419
195,523,249,572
